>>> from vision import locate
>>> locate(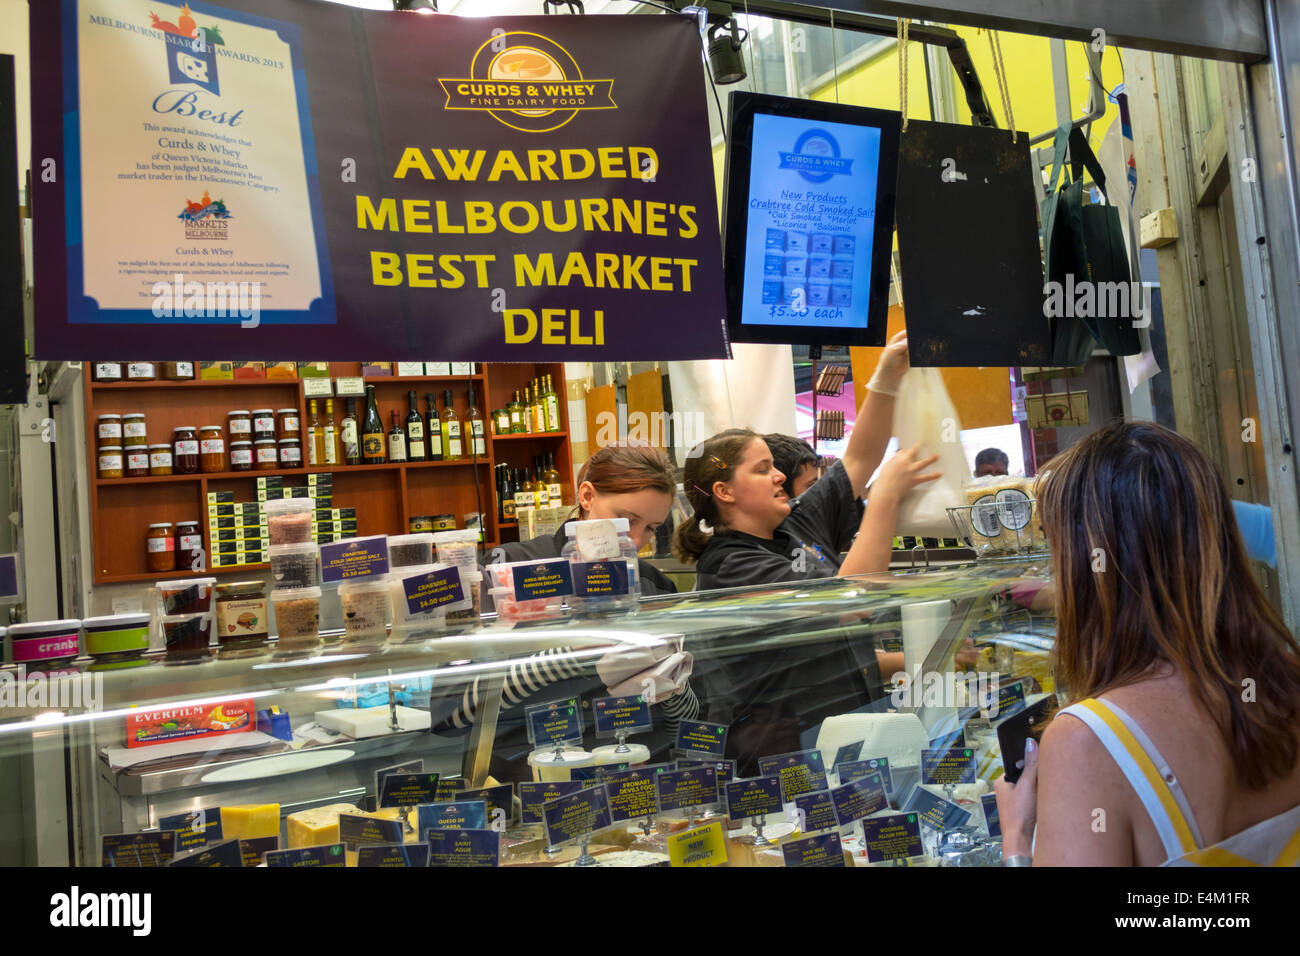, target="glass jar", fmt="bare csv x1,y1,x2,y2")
216,580,269,655
92,362,123,382
278,437,302,468
227,410,252,441
97,445,124,479
276,408,301,441
493,409,510,435
229,440,253,472
121,413,148,447
161,361,195,380
147,522,176,572
172,426,199,475
125,361,156,381
95,414,122,448
148,443,173,476
431,514,456,532
125,447,150,478
251,409,276,442
175,520,203,570
199,425,225,473
161,614,212,664
254,439,278,470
